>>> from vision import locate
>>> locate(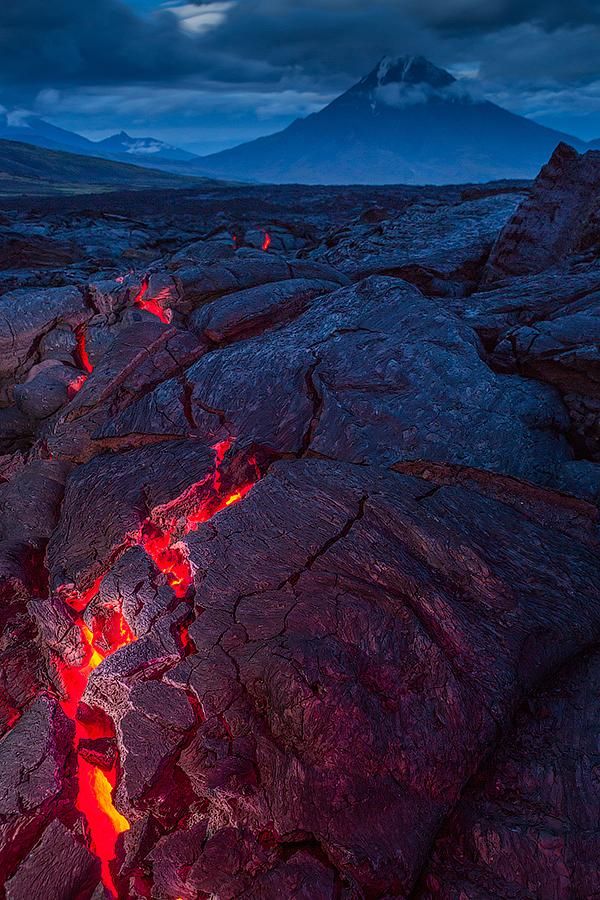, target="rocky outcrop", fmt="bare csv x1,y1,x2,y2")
4,819,100,900
485,143,600,281
311,192,523,294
